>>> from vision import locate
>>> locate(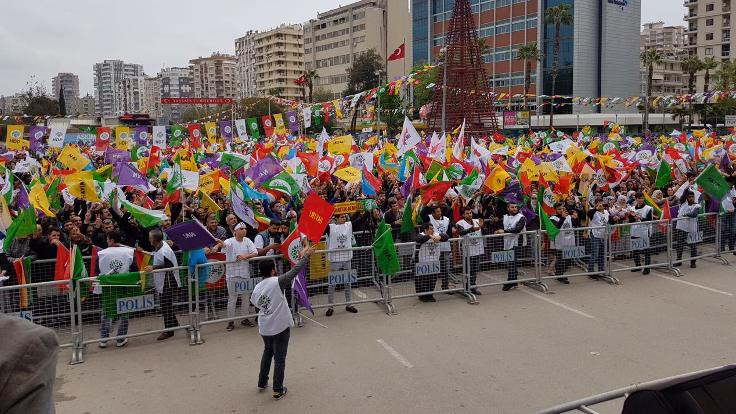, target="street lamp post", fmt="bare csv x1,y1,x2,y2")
440,47,448,134
375,70,382,138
